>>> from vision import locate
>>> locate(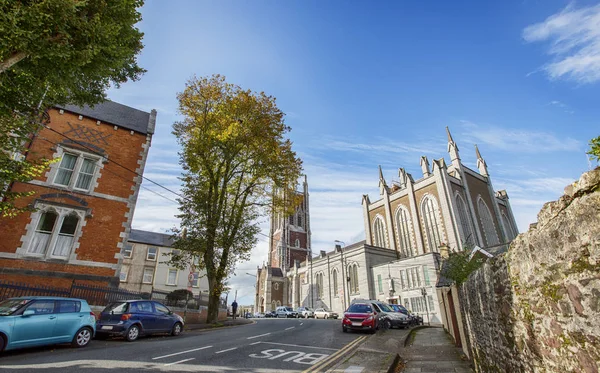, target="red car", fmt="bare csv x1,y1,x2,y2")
342,303,379,334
